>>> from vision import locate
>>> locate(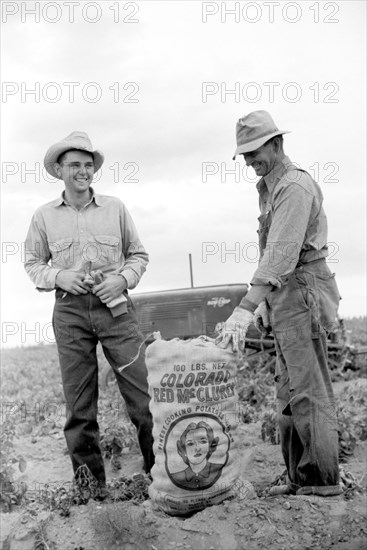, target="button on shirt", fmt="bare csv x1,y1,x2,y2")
250,156,328,289
24,189,148,291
